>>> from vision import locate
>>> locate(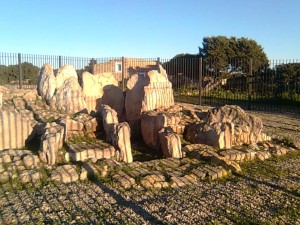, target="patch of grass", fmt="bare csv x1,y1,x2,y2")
240,150,300,179
67,134,99,144
131,140,163,162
